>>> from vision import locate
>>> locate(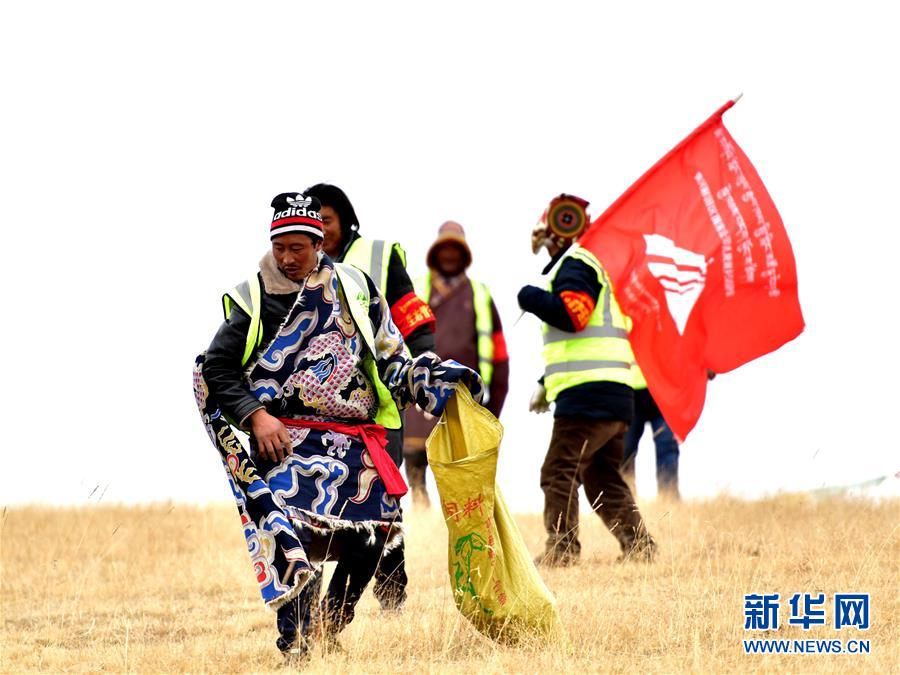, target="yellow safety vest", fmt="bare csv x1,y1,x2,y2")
341,237,405,293
619,314,647,390
415,272,496,388
222,265,402,429
541,245,635,402
222,277,263,367
631,362,648,390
